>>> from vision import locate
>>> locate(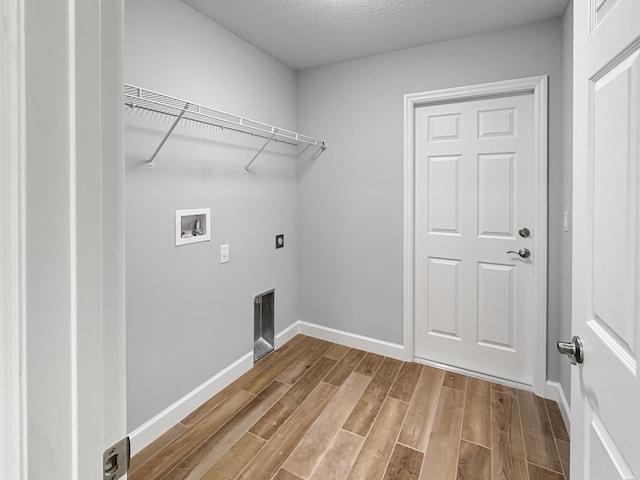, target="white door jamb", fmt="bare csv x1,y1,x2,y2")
0,0,26,478
403,76,548,396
